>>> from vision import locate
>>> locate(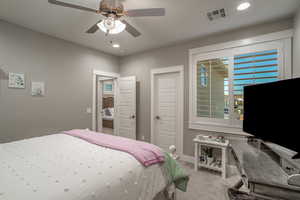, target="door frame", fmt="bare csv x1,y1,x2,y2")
150,65,184,157
92,70,120,134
